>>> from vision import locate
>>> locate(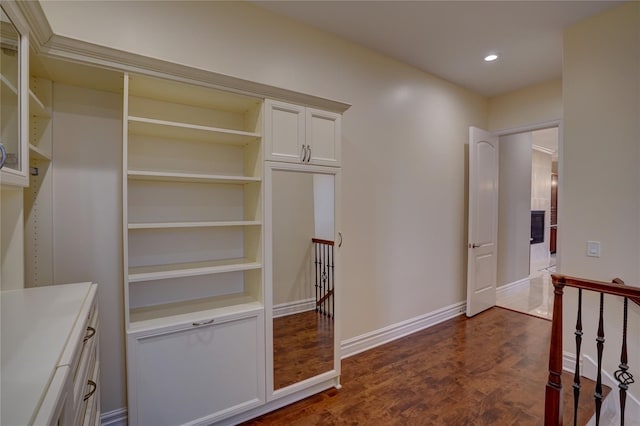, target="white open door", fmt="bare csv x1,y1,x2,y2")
467,127,499,317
